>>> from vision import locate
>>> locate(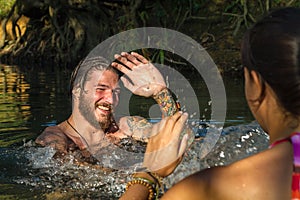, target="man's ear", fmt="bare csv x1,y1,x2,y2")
72,87,81,98
244,67,264,103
